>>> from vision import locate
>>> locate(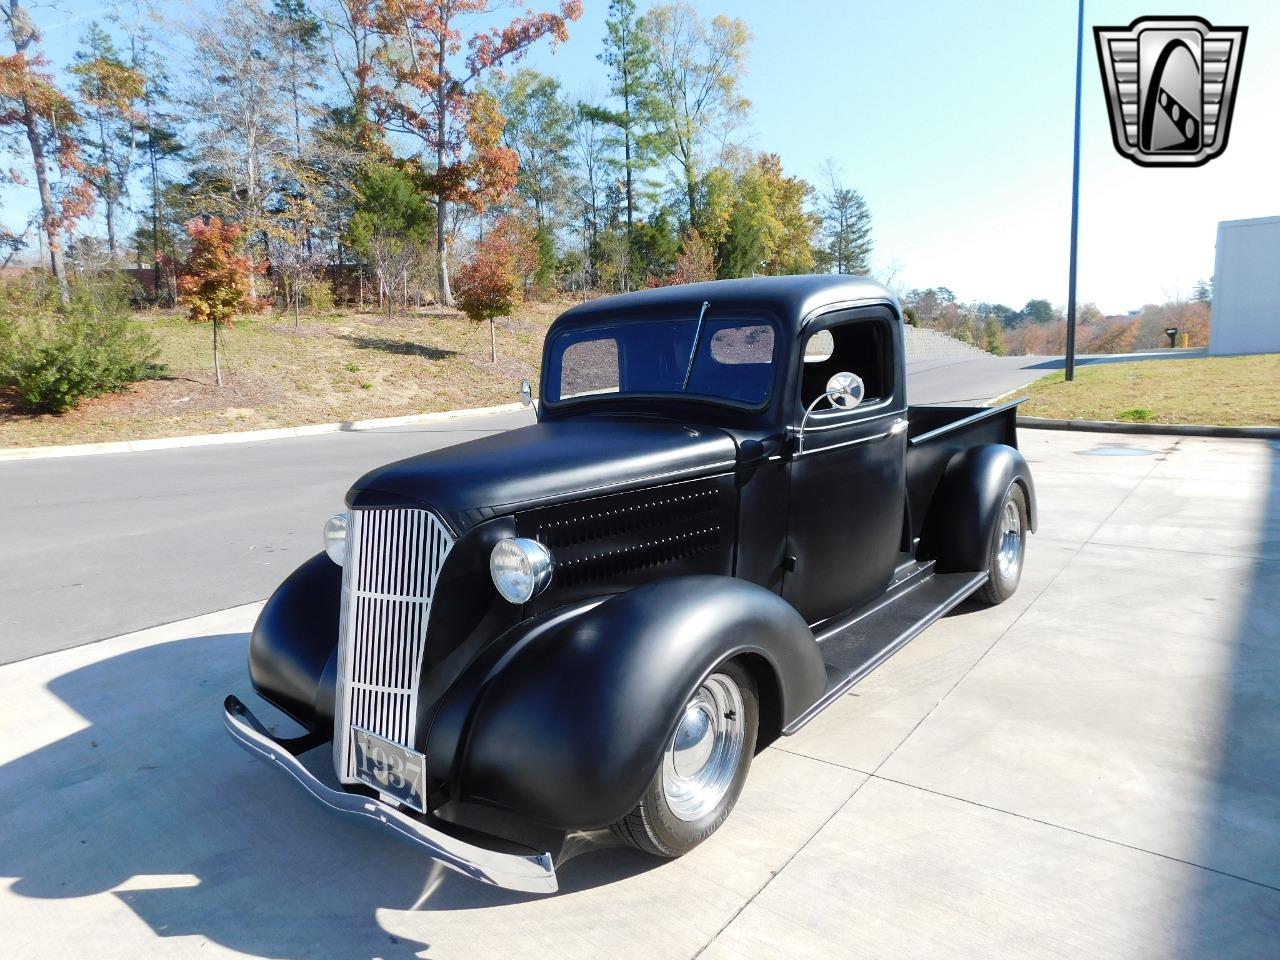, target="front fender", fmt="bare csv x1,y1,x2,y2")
922,443,1037,573
431,576,825,831
249,551,341,733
